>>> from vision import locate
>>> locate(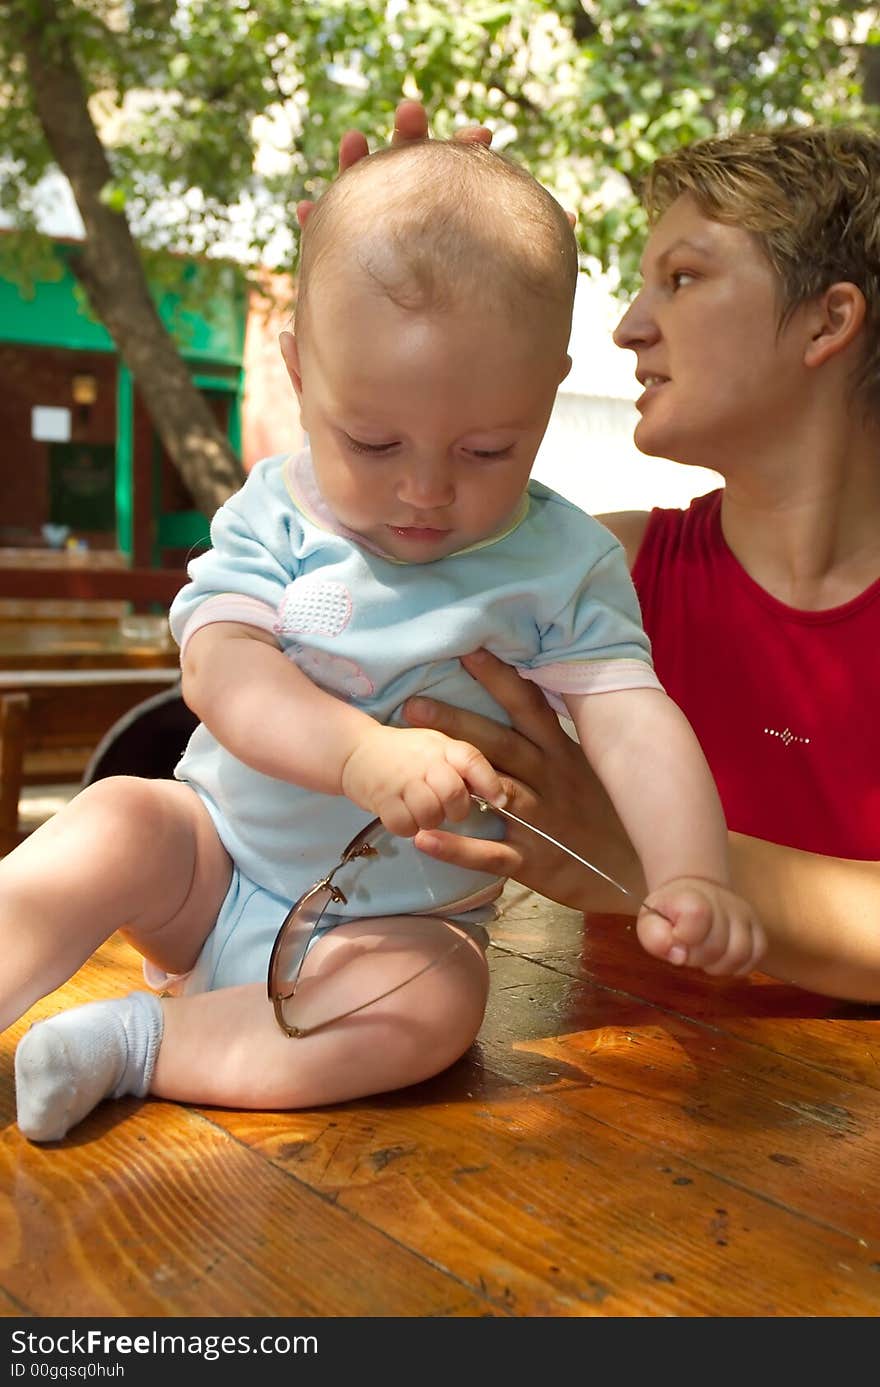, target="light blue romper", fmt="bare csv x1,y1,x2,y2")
155,449,659,994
